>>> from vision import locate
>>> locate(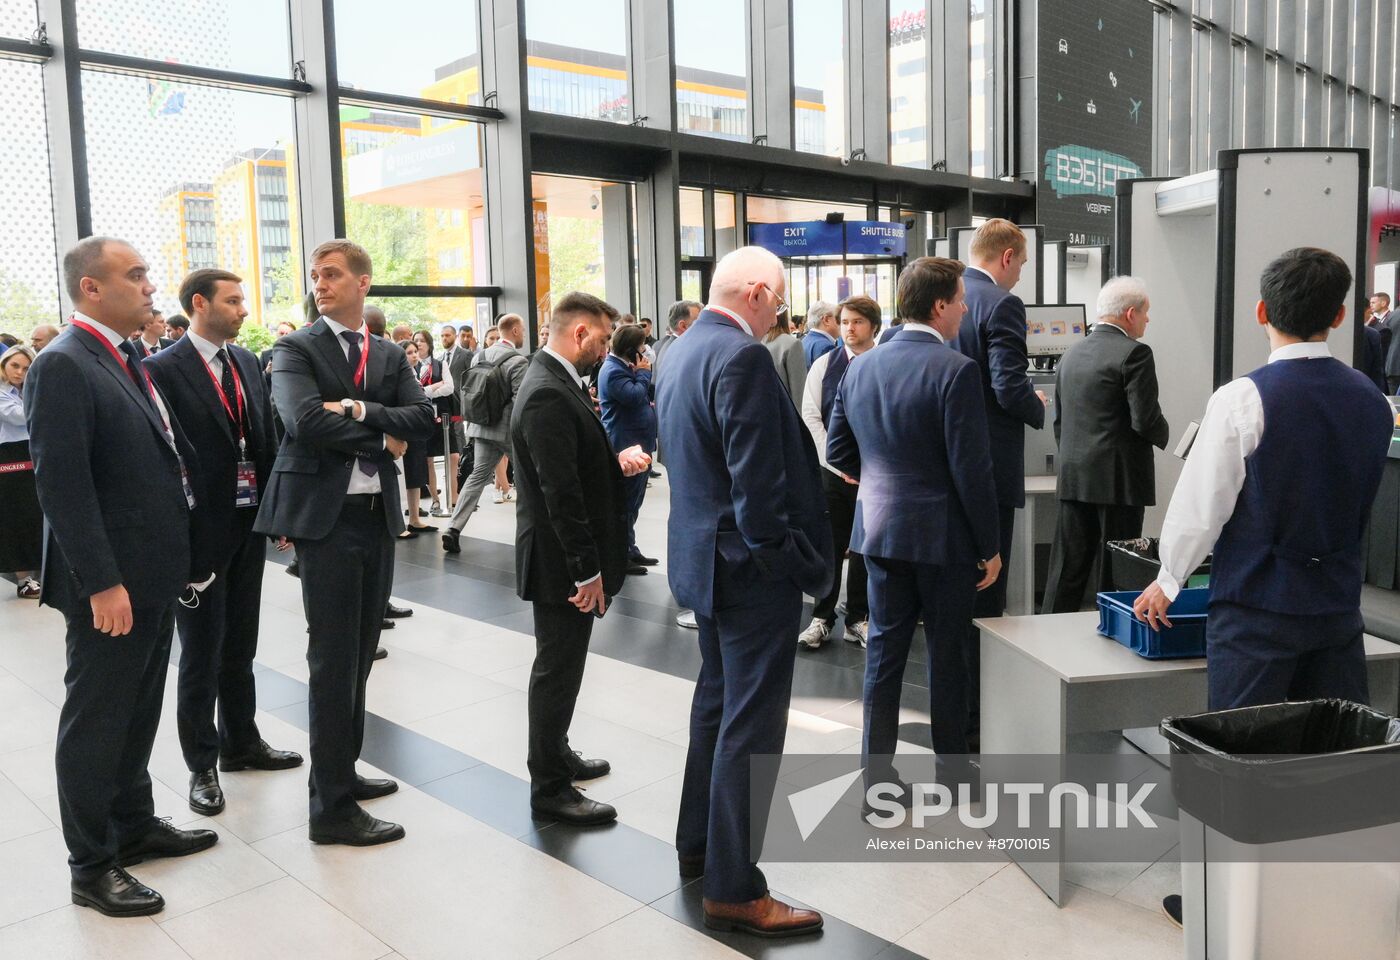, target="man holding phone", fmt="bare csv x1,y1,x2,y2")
511,291,650,825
